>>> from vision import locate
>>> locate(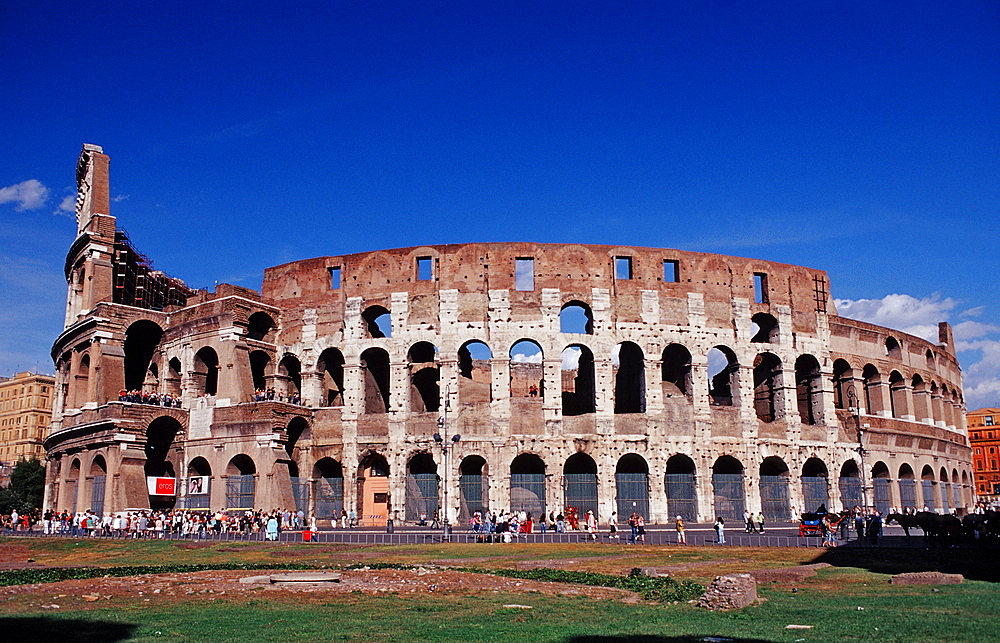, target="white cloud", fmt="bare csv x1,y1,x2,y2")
55,194,75,216
834,293,958,342
0,179,49,210
511,352,542,364
561,347,581,370
113,194,130,202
